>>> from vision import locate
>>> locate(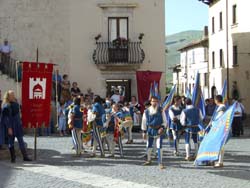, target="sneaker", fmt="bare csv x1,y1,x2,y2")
23,157,32,161
143,161,152,166
214,163,224,168
159,164,165,169
90,153,96,158
173,151,179,156
185,156,195,161
126,140,133,144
